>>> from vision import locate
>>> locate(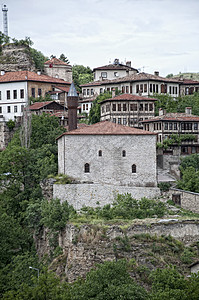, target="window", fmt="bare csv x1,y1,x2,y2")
136,85,139,93
83,89,86,96
31,88,35,97
140,84,143,92
91,89,94,95
7,90,10,100
101,106,105,113
150,84,152,93
118,104,121,111
123,118,127,125
21,105,24,112
13,90,17,99
169,123,173,130
106,104,110,112
122,150,126,157
14,106,17,113
38,88,42,96
118,118,121,124
86,104,88,110
126,86,129,93
194,123,198,130
156,85,159,93
113,118,116,123
169,86,172,94
20,89,24,98
107,88,110,92
112,104,116,111
0,106,2,113
83,104,85,110
84,163,90,173
7,106,11,113
130,104,137,111
0,91,1,100
153,84,155,93
132,164,136,173
114,72,118,77
164,123,168,130
181,147,188,154
145,104,148,111
87,89,89,96
139,104,143,111
123,103,127,111
122,86,125,93
130,86,133,93
101,72,107,78
174,123,177,130
100,88,103,94
144,84,147,93
149,104,153,111
99,150,102,156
